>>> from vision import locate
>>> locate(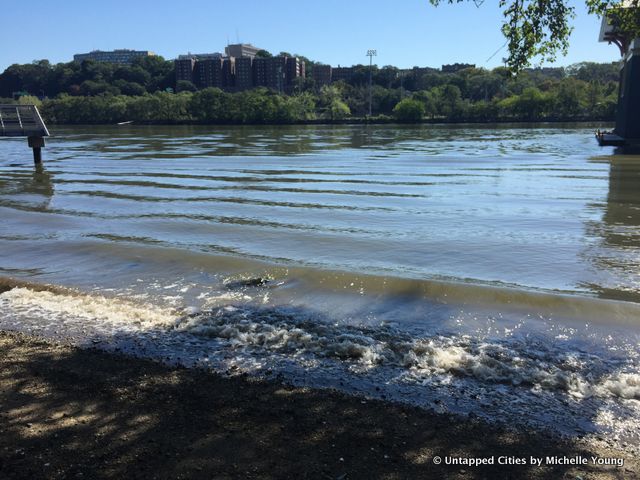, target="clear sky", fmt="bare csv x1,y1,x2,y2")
0,0,620,72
